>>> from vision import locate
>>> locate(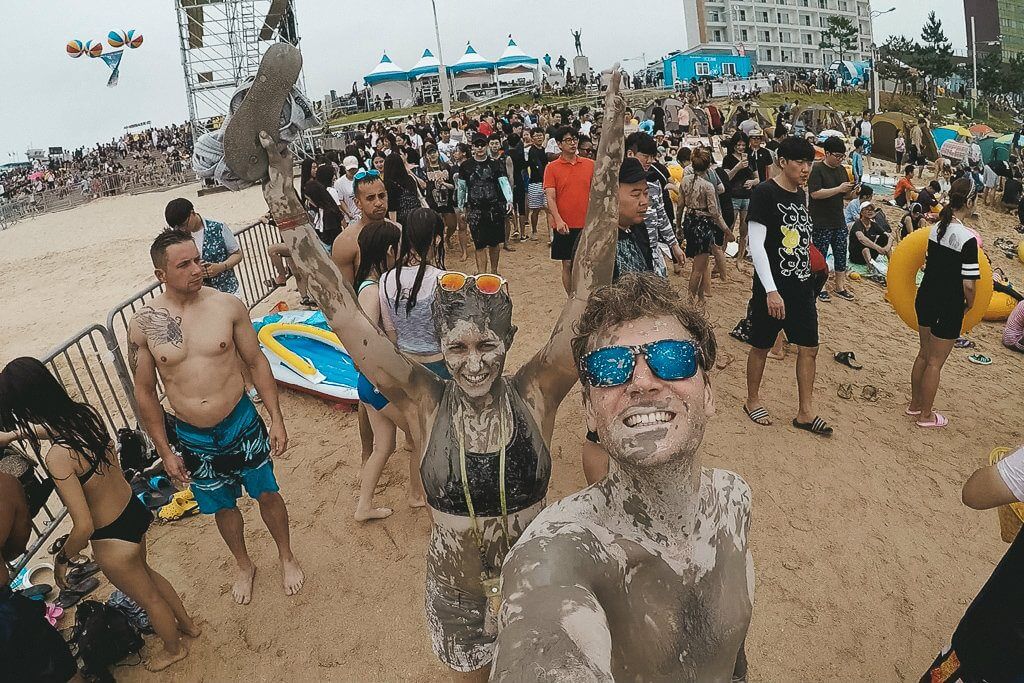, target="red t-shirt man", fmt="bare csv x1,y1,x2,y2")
543,127,595,292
